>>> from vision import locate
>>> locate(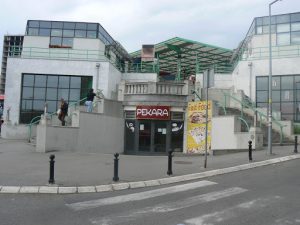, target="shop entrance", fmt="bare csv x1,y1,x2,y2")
124,119,183,155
